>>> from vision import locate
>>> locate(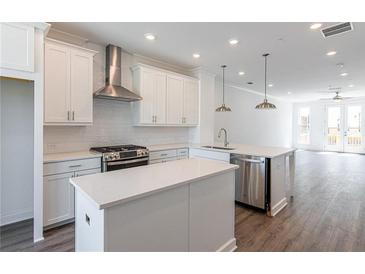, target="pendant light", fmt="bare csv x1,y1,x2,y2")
255,53,277,109
216,65,231,112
